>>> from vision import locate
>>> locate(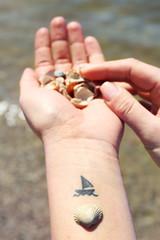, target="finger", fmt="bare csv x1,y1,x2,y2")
67,21,87,67
81,58,160,107
35,28,54,77
100,82,160,167
115,82,137,94
50,16,71,71
20,68,39,89
84,36,105,63
80,58,160,90
100,82,154,134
